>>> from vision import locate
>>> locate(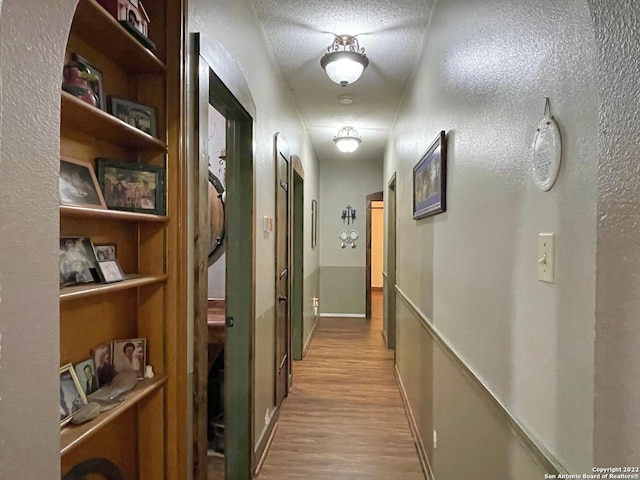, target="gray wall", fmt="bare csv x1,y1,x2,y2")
0,0,76,478
189,0,320,450
589,0,640,465
319,155,383,315
387,0,599,473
